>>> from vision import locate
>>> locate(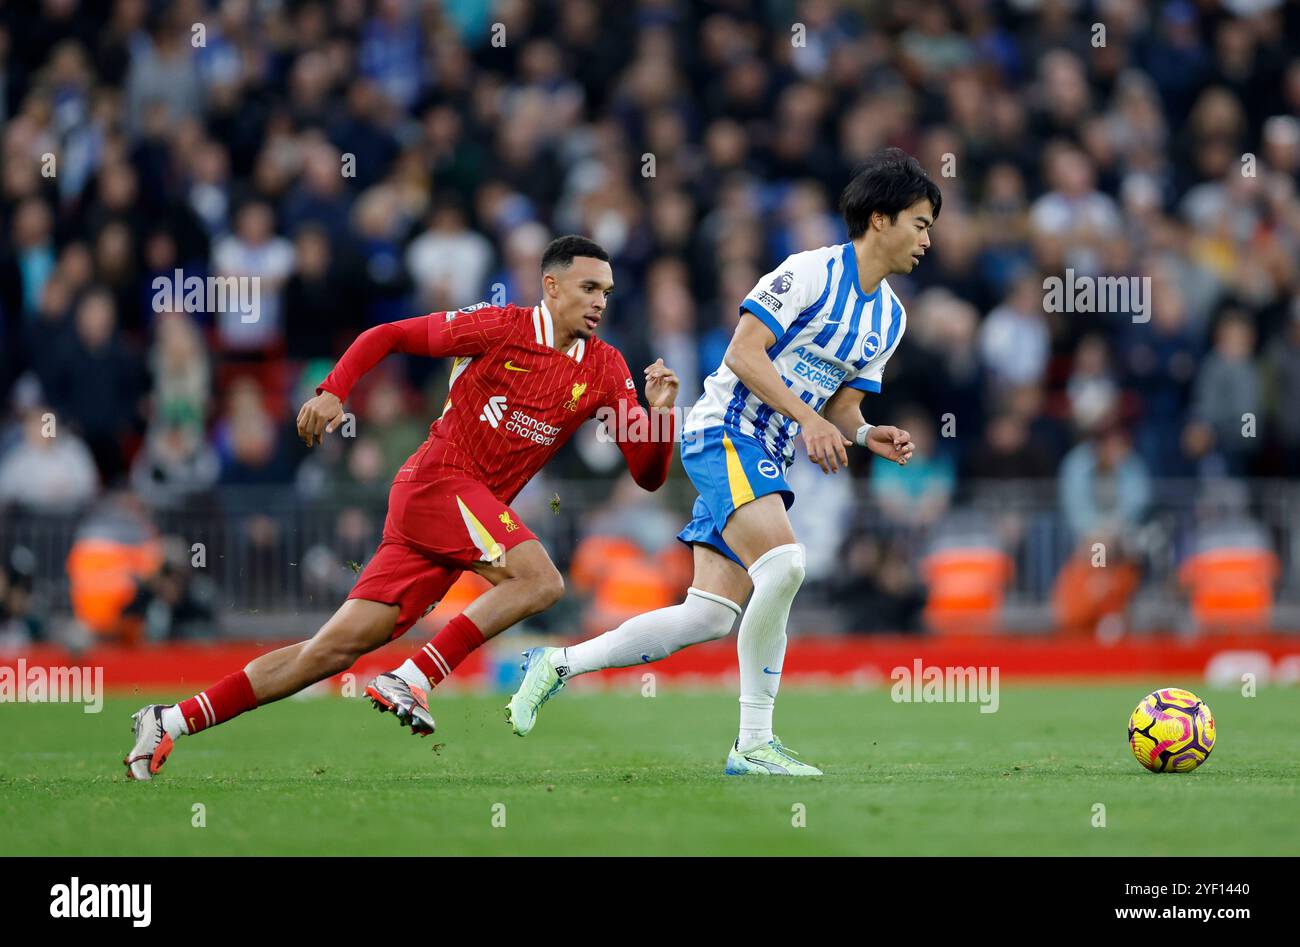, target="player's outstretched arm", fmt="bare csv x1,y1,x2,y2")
315,317,433,402
611,357,680,491
724,315,851,474
823,385,914,466
300,316,436,447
